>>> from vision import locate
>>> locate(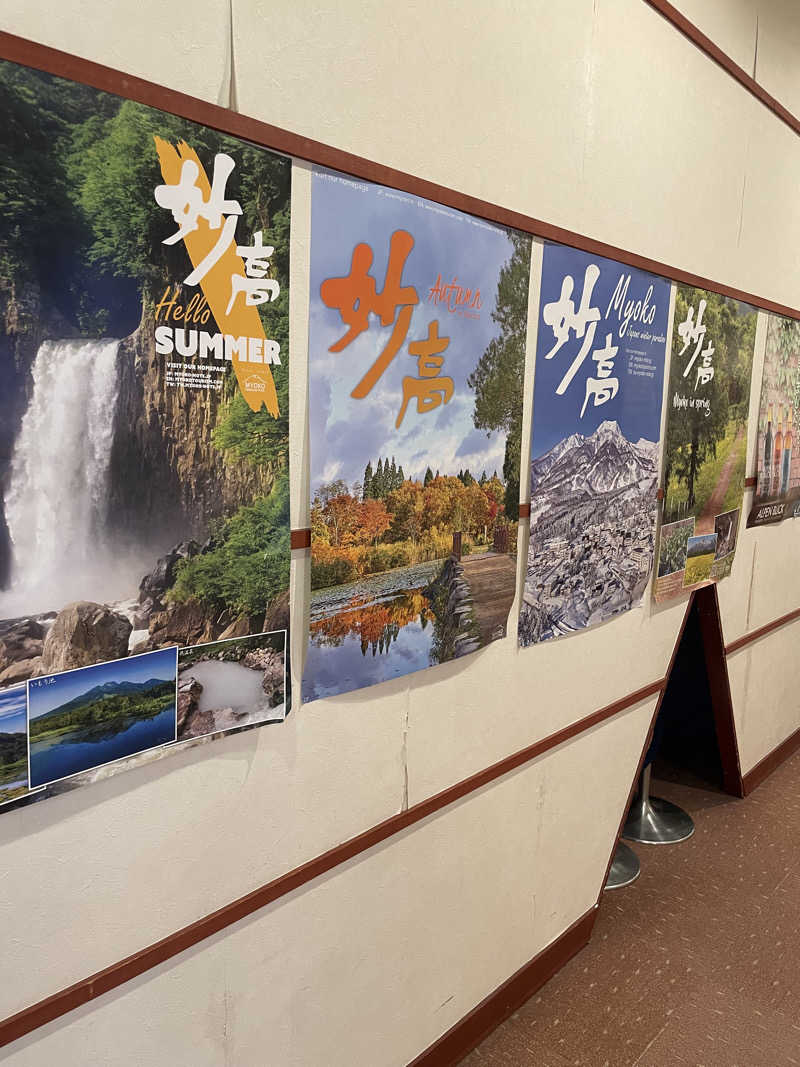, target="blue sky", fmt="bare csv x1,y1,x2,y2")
0,684,27,735
309,169,523,491
28,647,177,720
531,244,670,458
